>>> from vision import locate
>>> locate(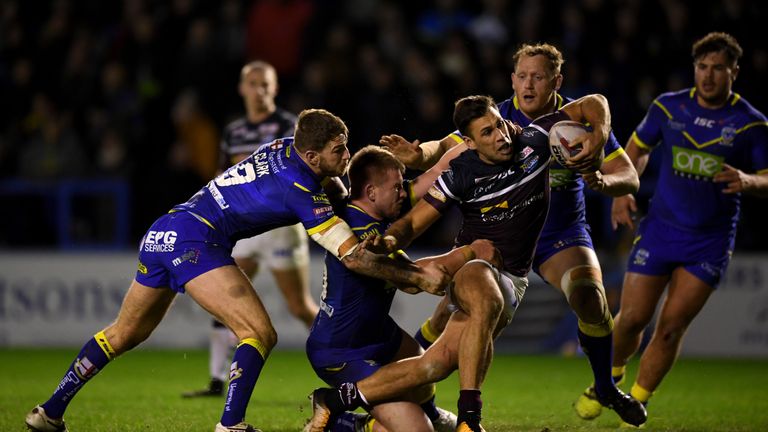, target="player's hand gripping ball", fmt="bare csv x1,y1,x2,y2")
548,120,604,170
